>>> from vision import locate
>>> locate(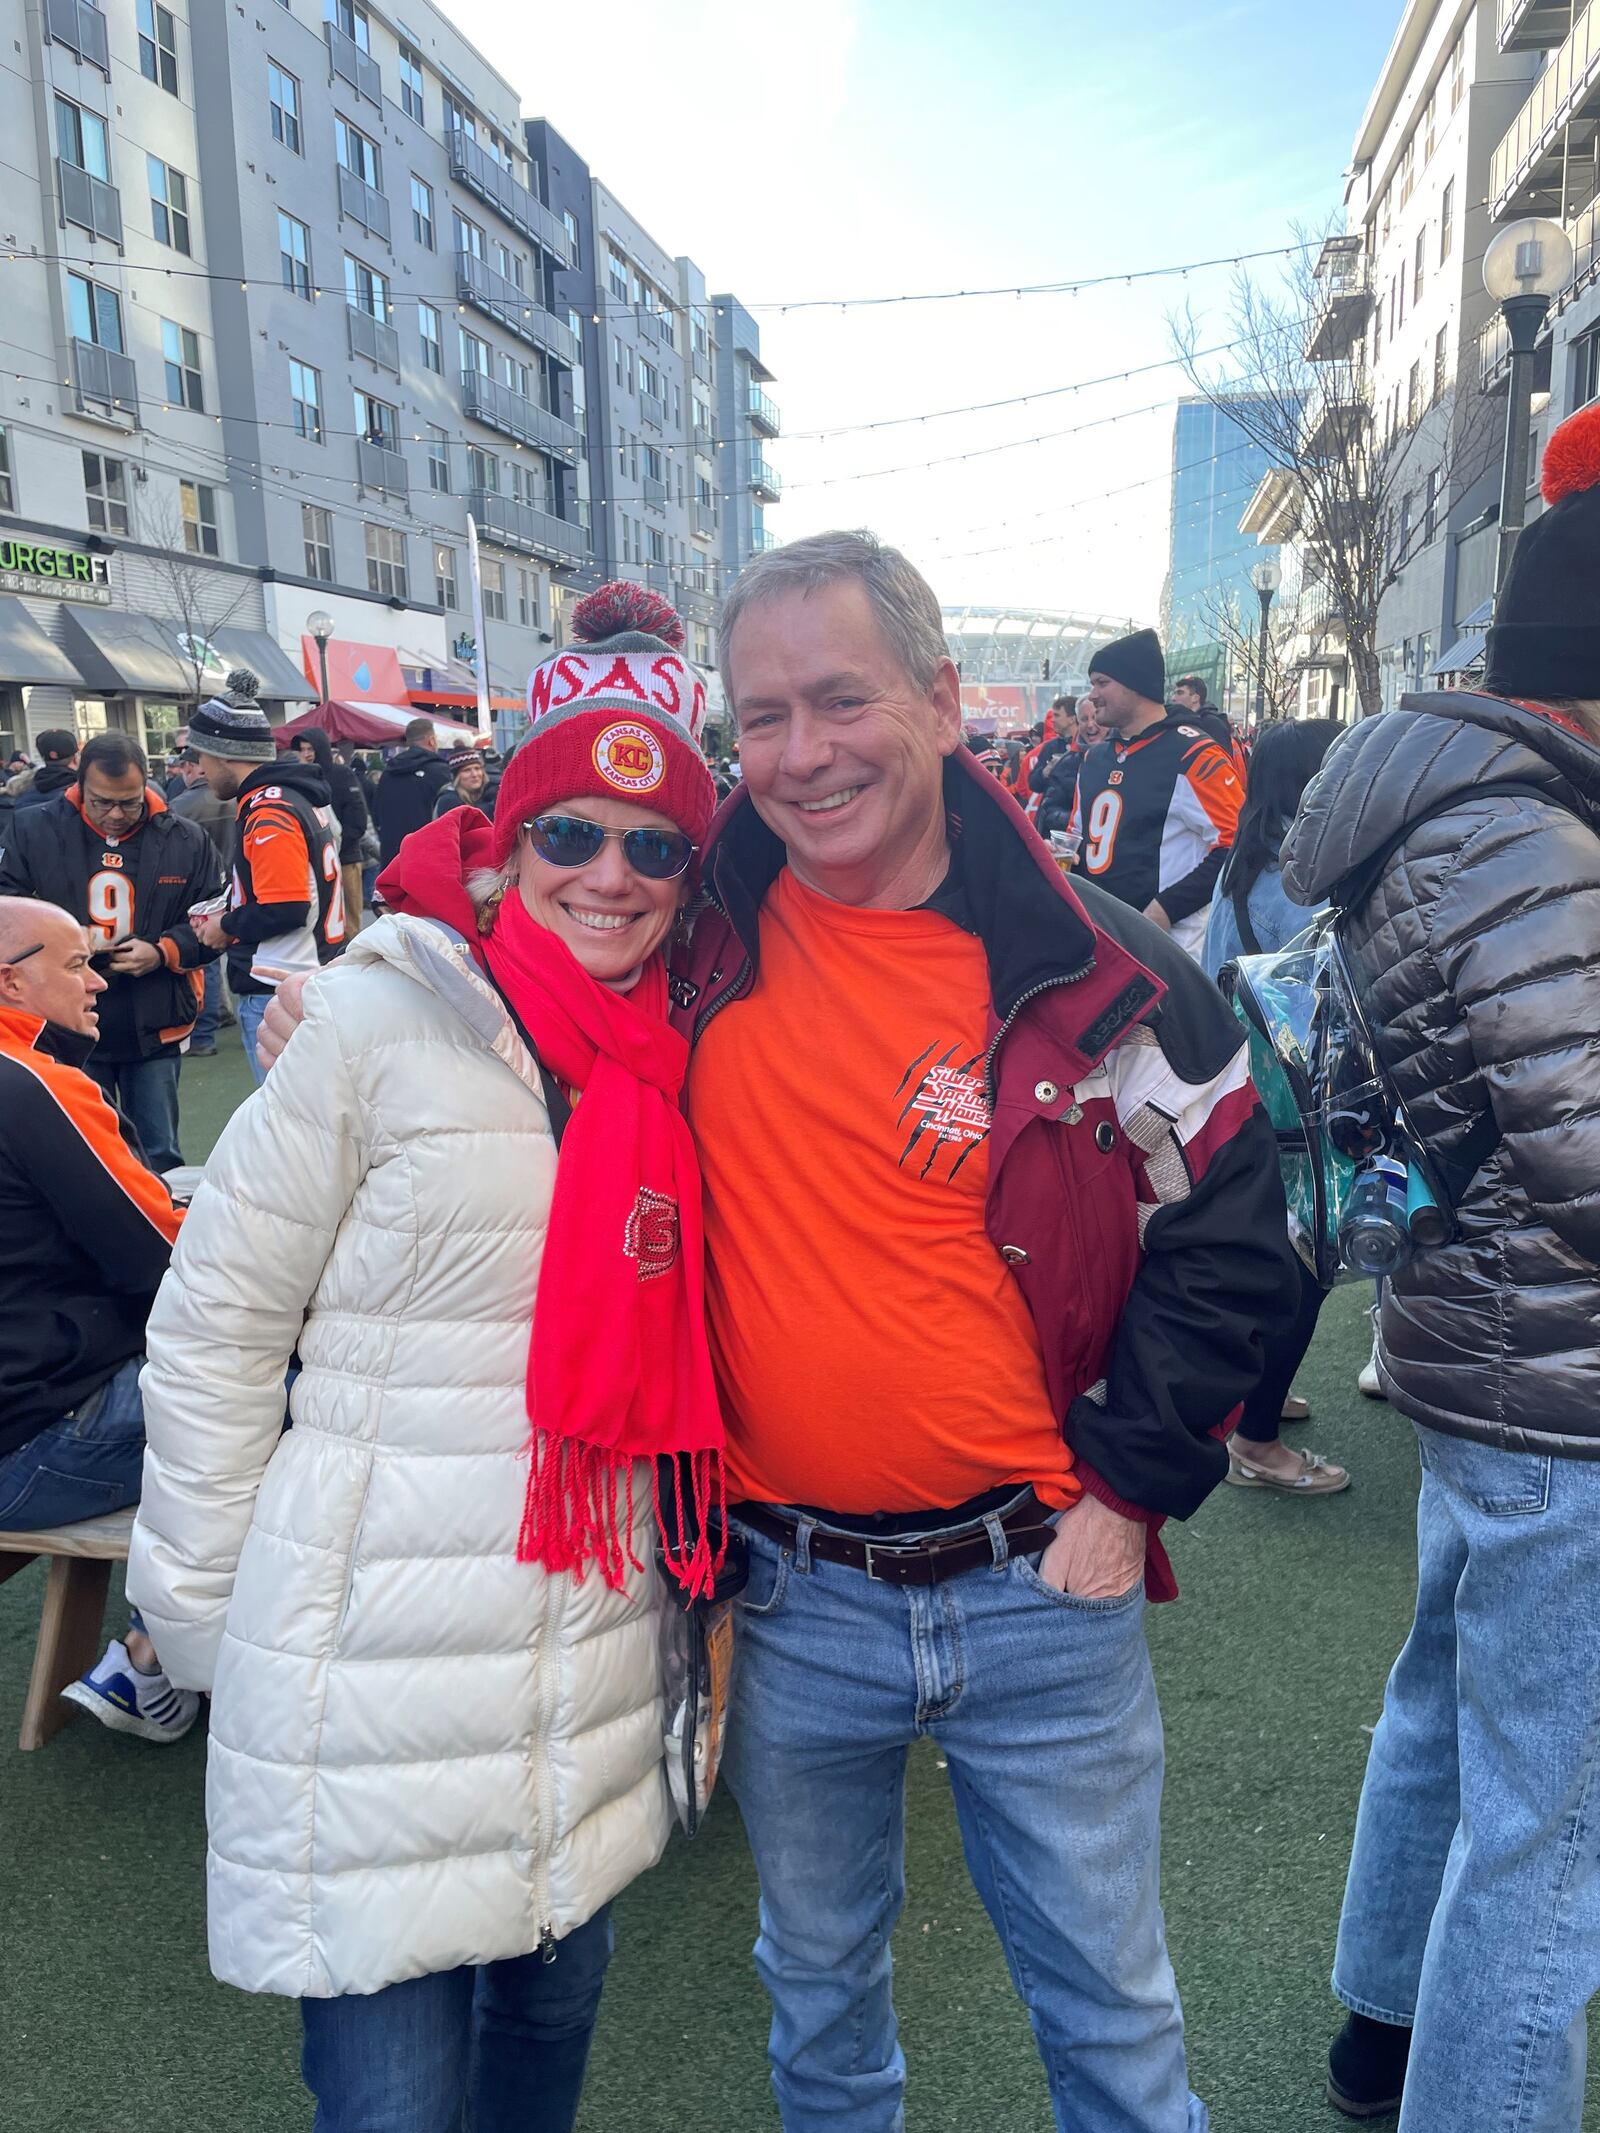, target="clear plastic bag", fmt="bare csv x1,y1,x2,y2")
659,1532,748,1837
